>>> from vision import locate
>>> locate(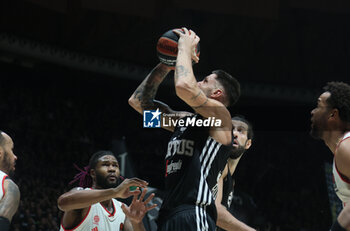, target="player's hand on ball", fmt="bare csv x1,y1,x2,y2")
157,28,200,67
113,177,148,199
173,27,200,63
